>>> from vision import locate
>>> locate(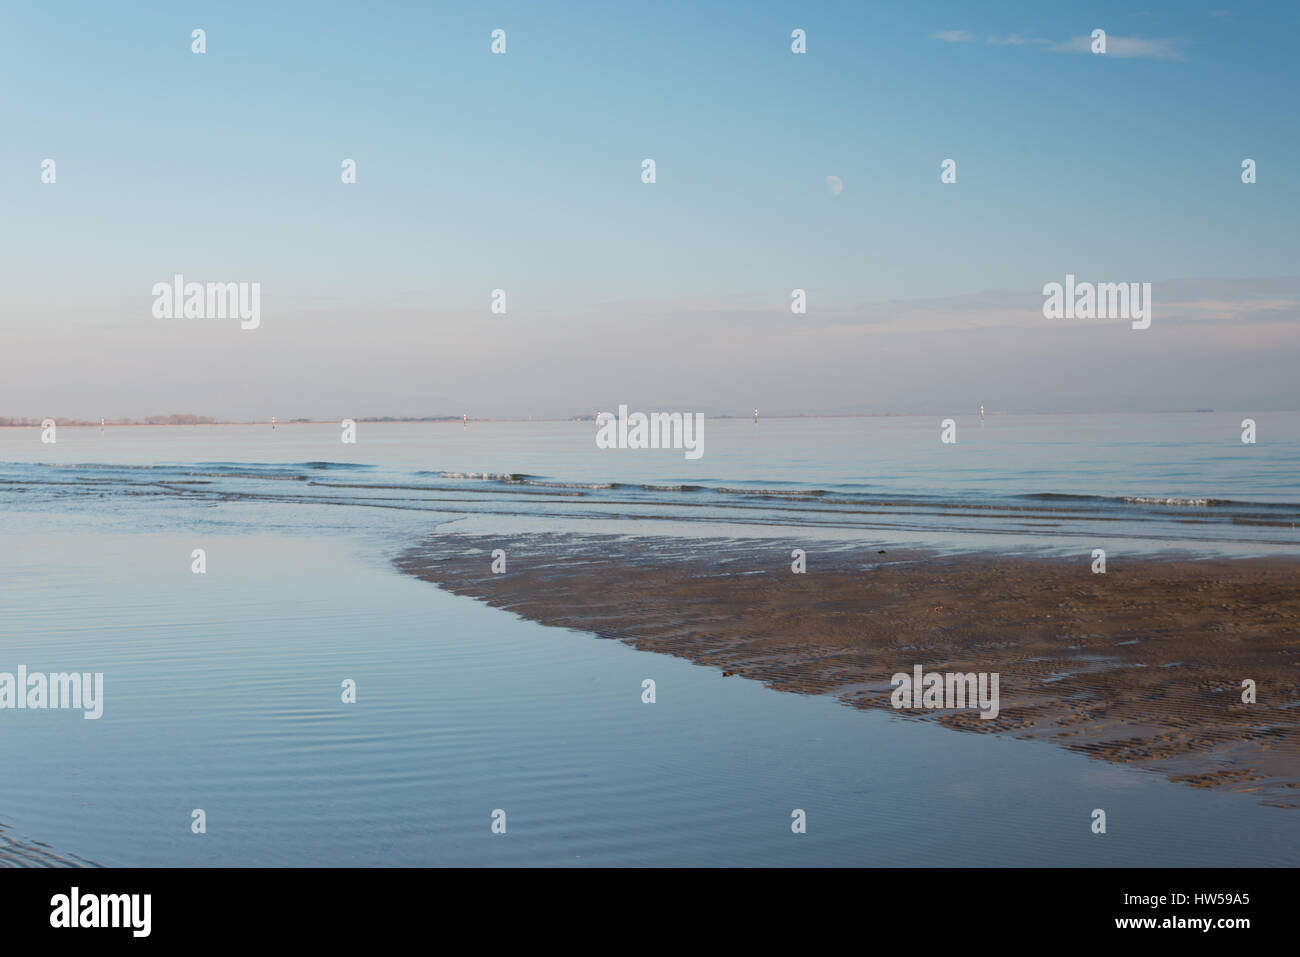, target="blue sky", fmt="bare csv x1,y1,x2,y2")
2,1,1297,418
